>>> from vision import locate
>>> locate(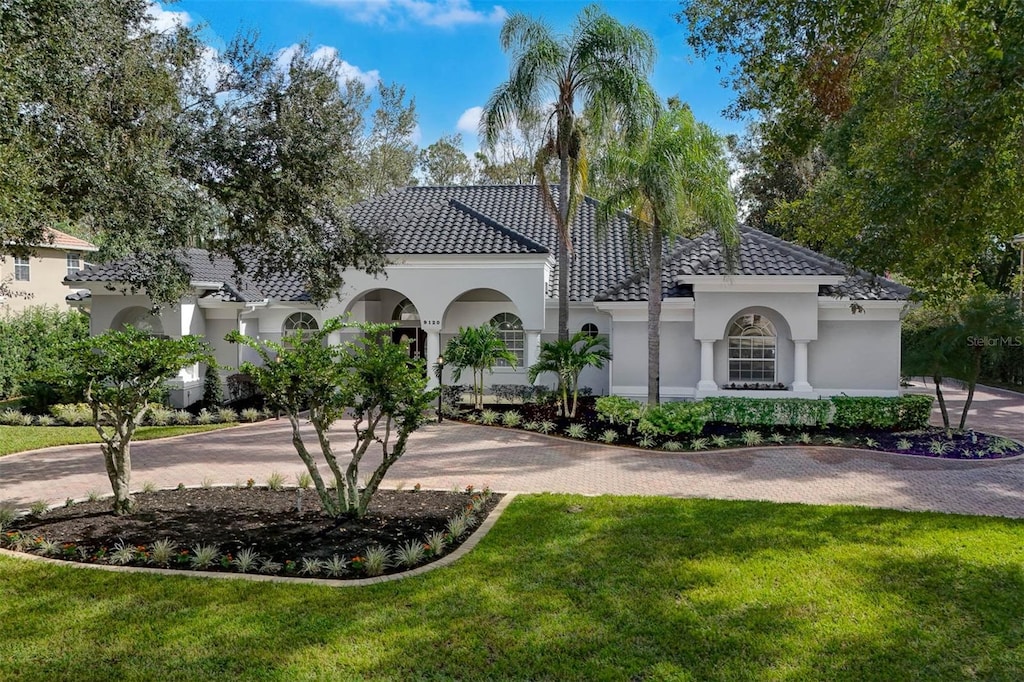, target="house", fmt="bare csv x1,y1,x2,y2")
65,185,909,407
1,228,97,315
